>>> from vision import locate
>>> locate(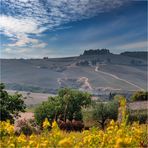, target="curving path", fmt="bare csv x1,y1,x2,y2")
95,66,144,91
